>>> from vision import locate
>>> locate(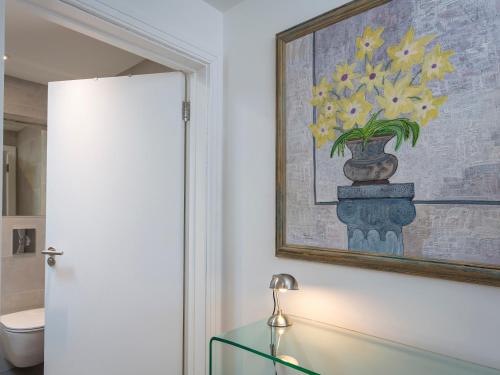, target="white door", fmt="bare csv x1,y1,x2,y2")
44,72,185,374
